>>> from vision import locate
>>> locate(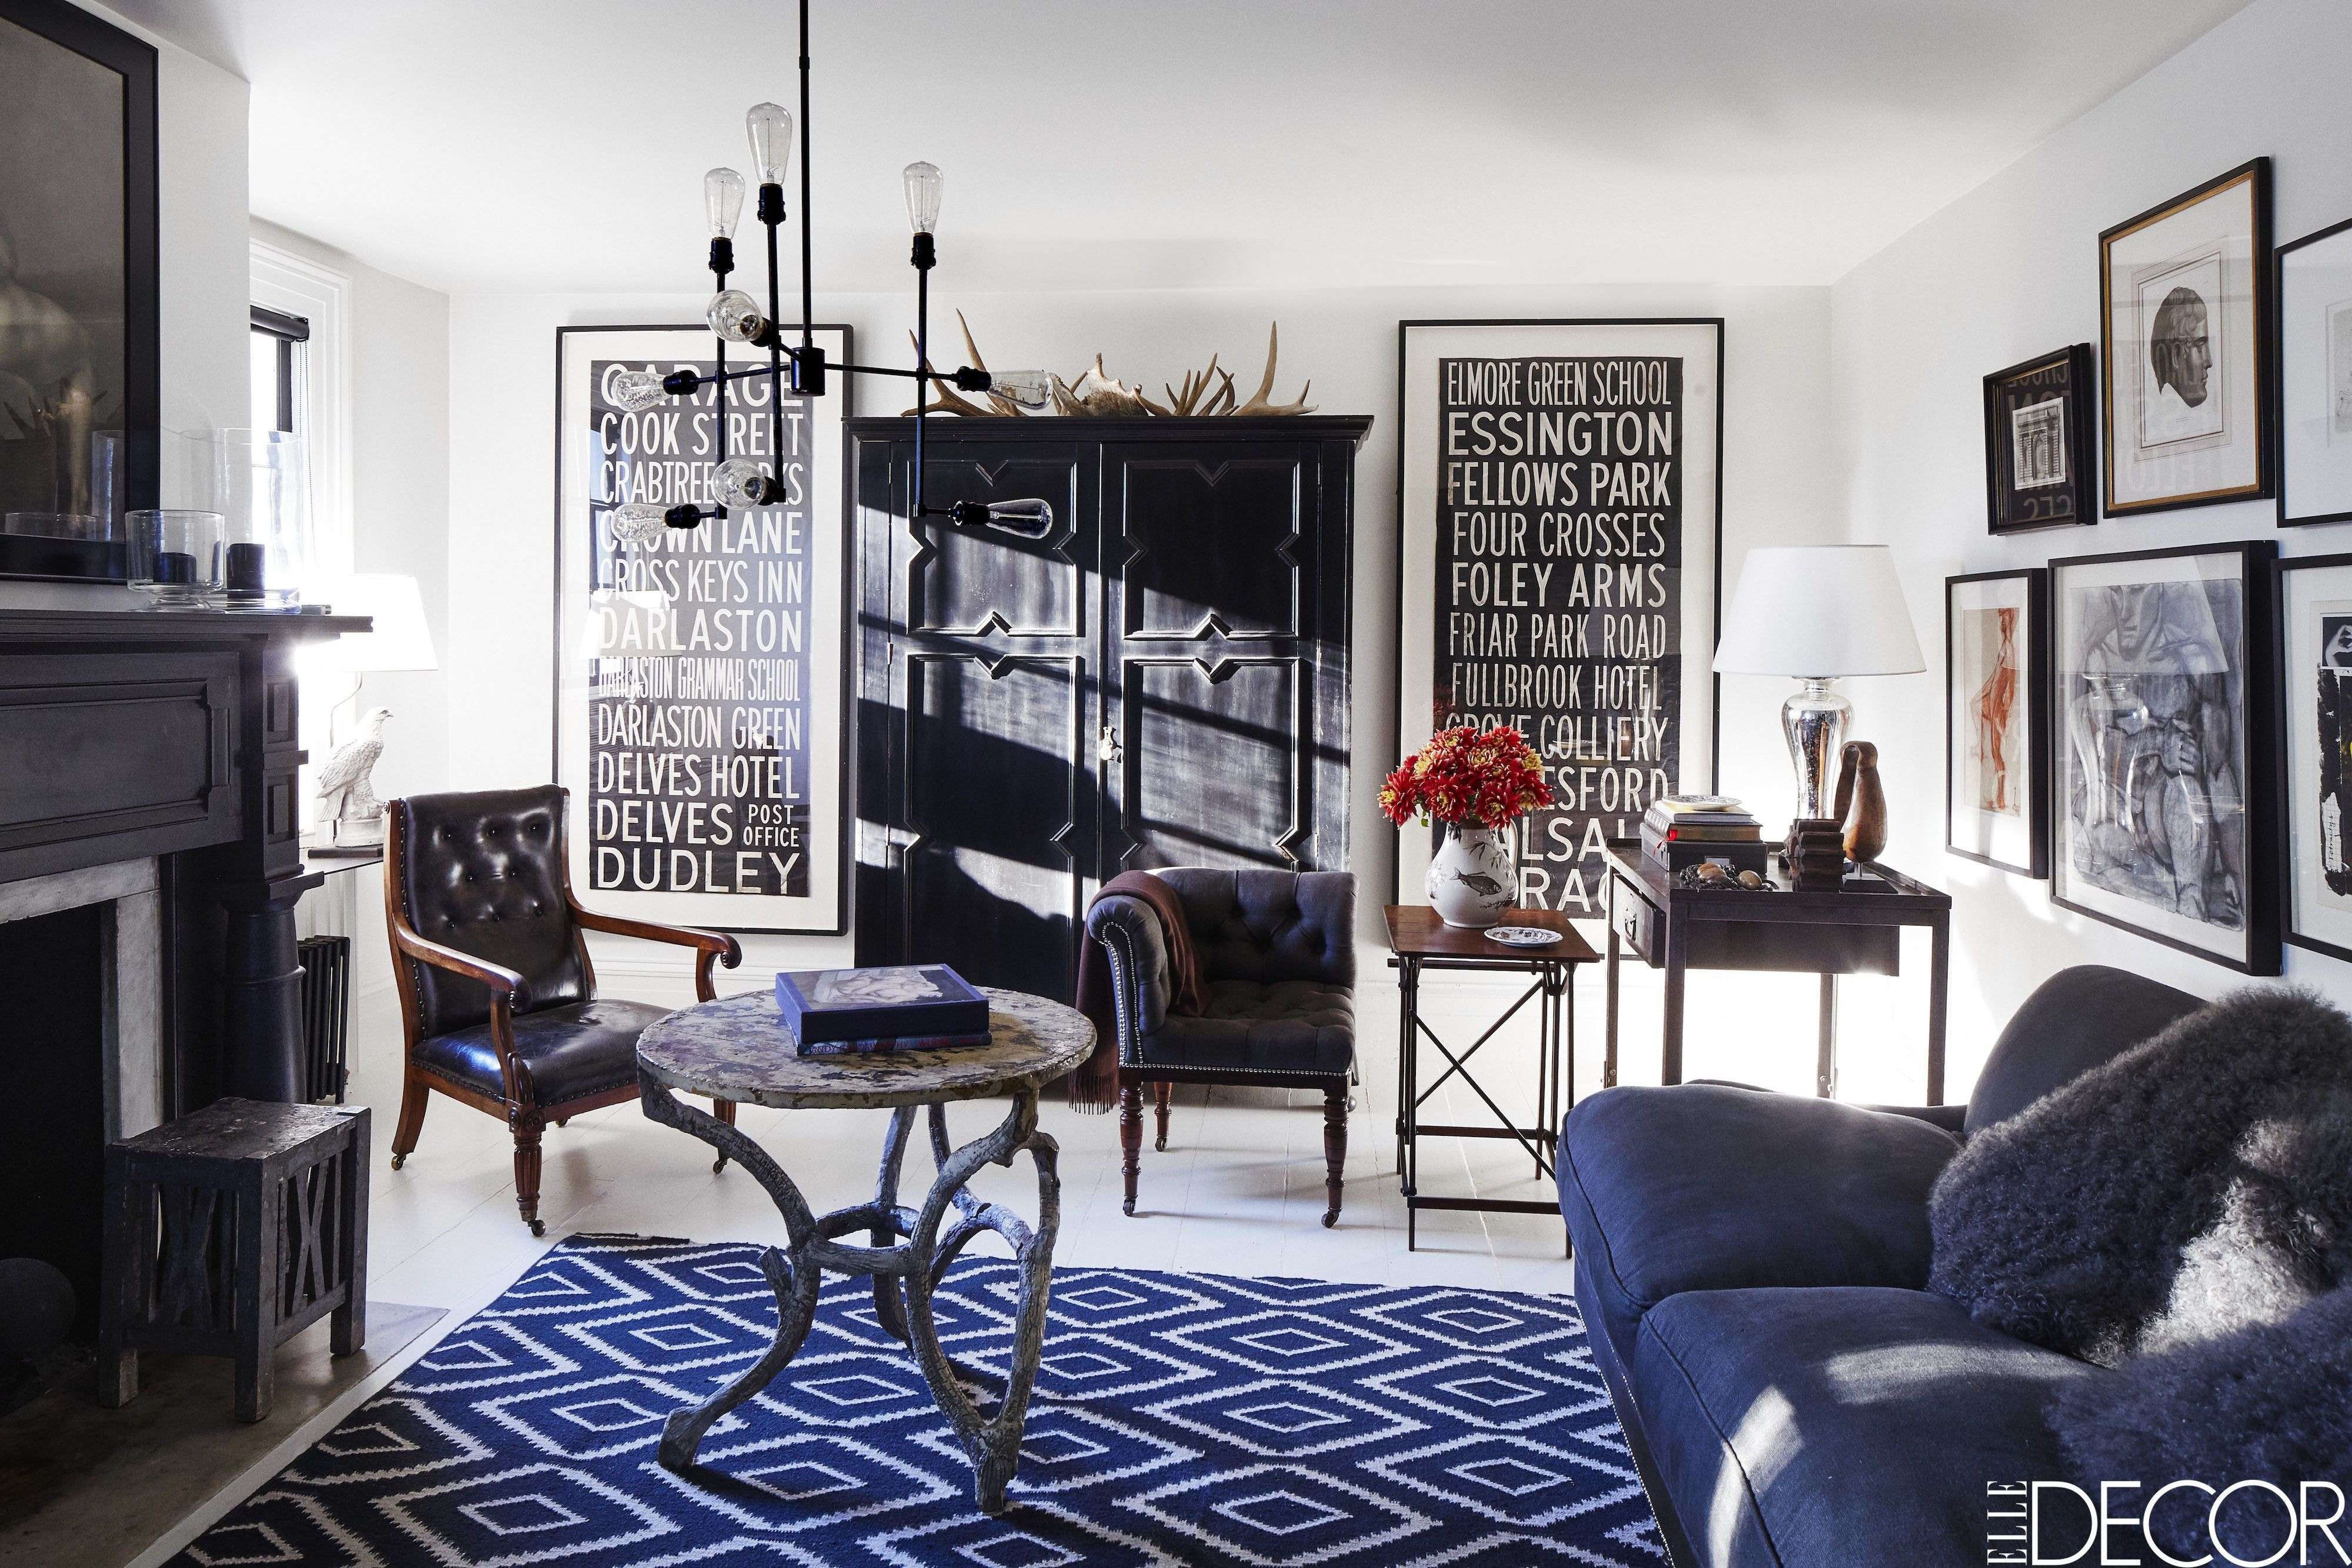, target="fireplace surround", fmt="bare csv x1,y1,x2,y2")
0,596,360,1329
